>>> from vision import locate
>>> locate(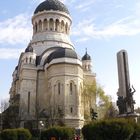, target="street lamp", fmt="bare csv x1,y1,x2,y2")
39,121,44,140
